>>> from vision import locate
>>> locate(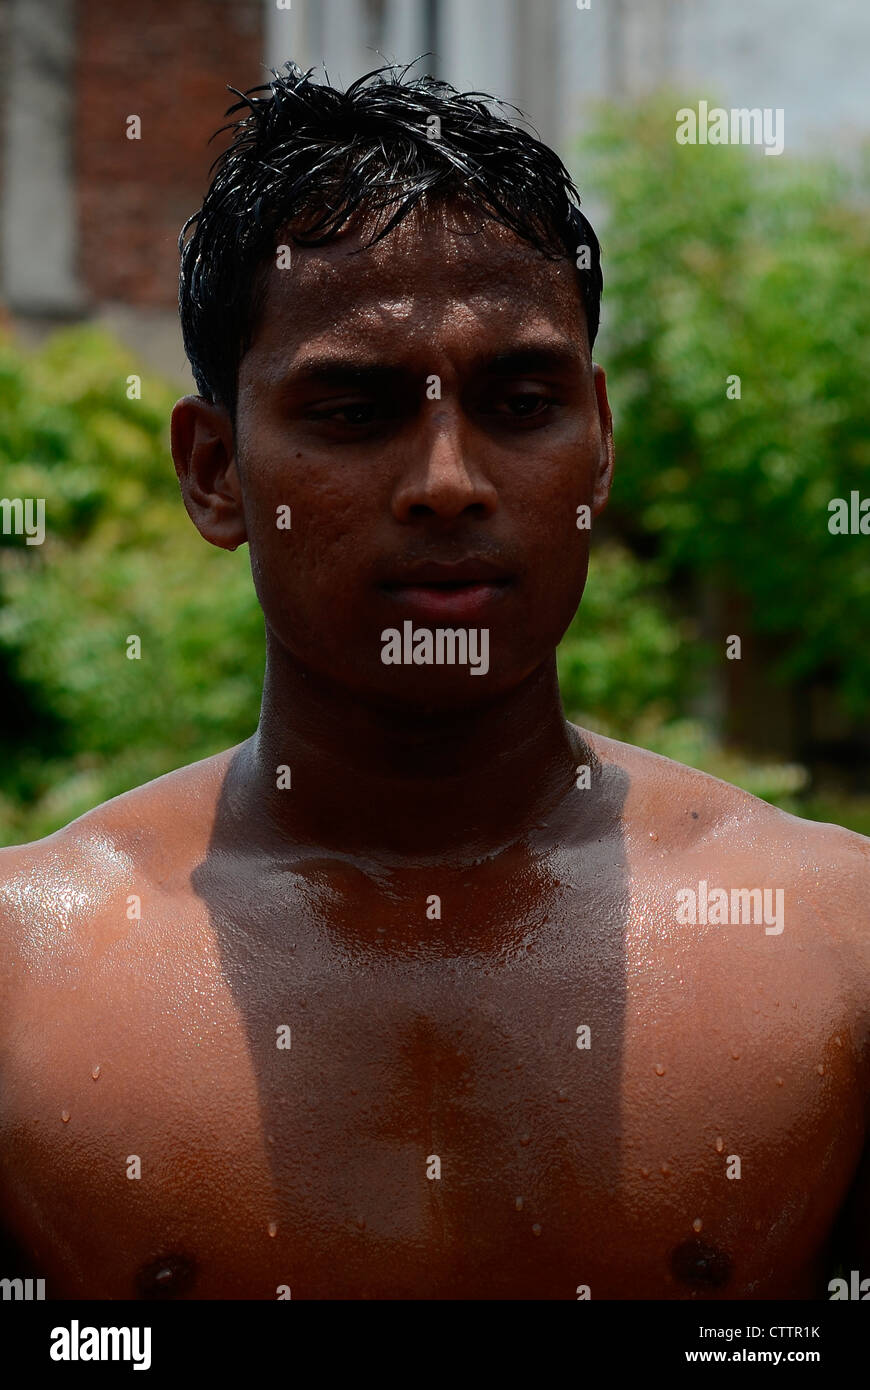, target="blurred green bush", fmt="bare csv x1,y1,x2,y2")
0,328,263,843
575,97,870,715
